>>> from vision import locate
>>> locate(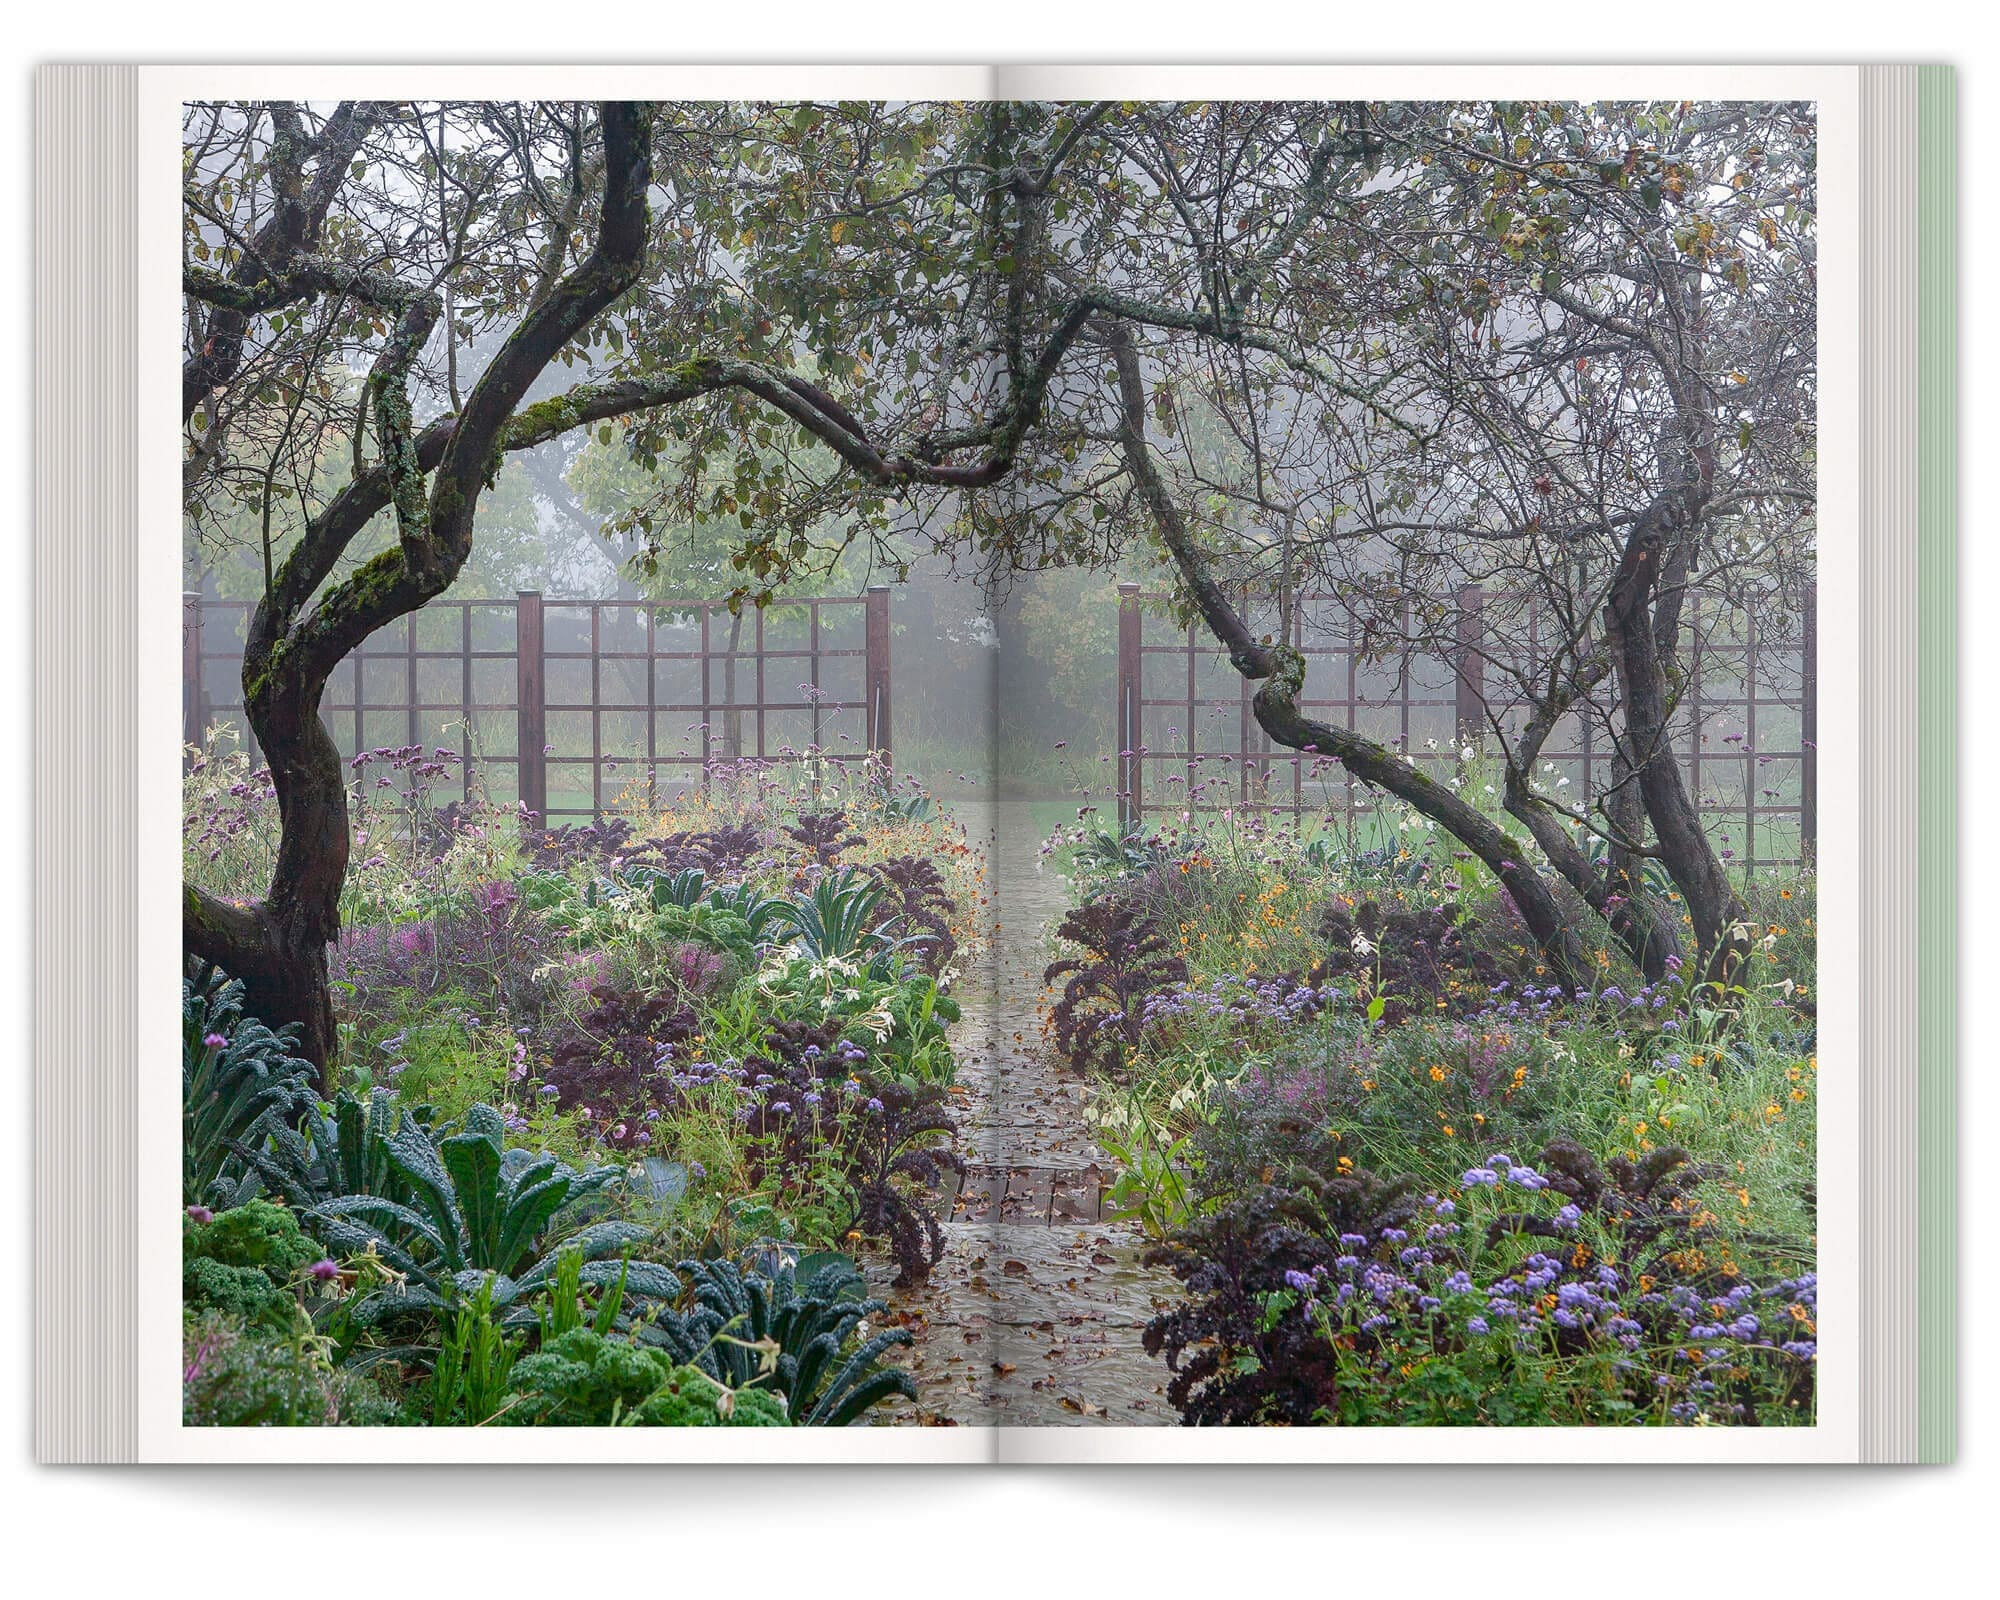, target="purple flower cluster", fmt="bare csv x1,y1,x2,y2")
657,1038,871,1119
1140,972,1336,1034
1459,1152,1551,1190
1472,978,1684,1037
1478,1253,1645,1346
1655,1272,1819,1366
1475,980,1584,1026
183,757,280,864
1265,1179,1816,1426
